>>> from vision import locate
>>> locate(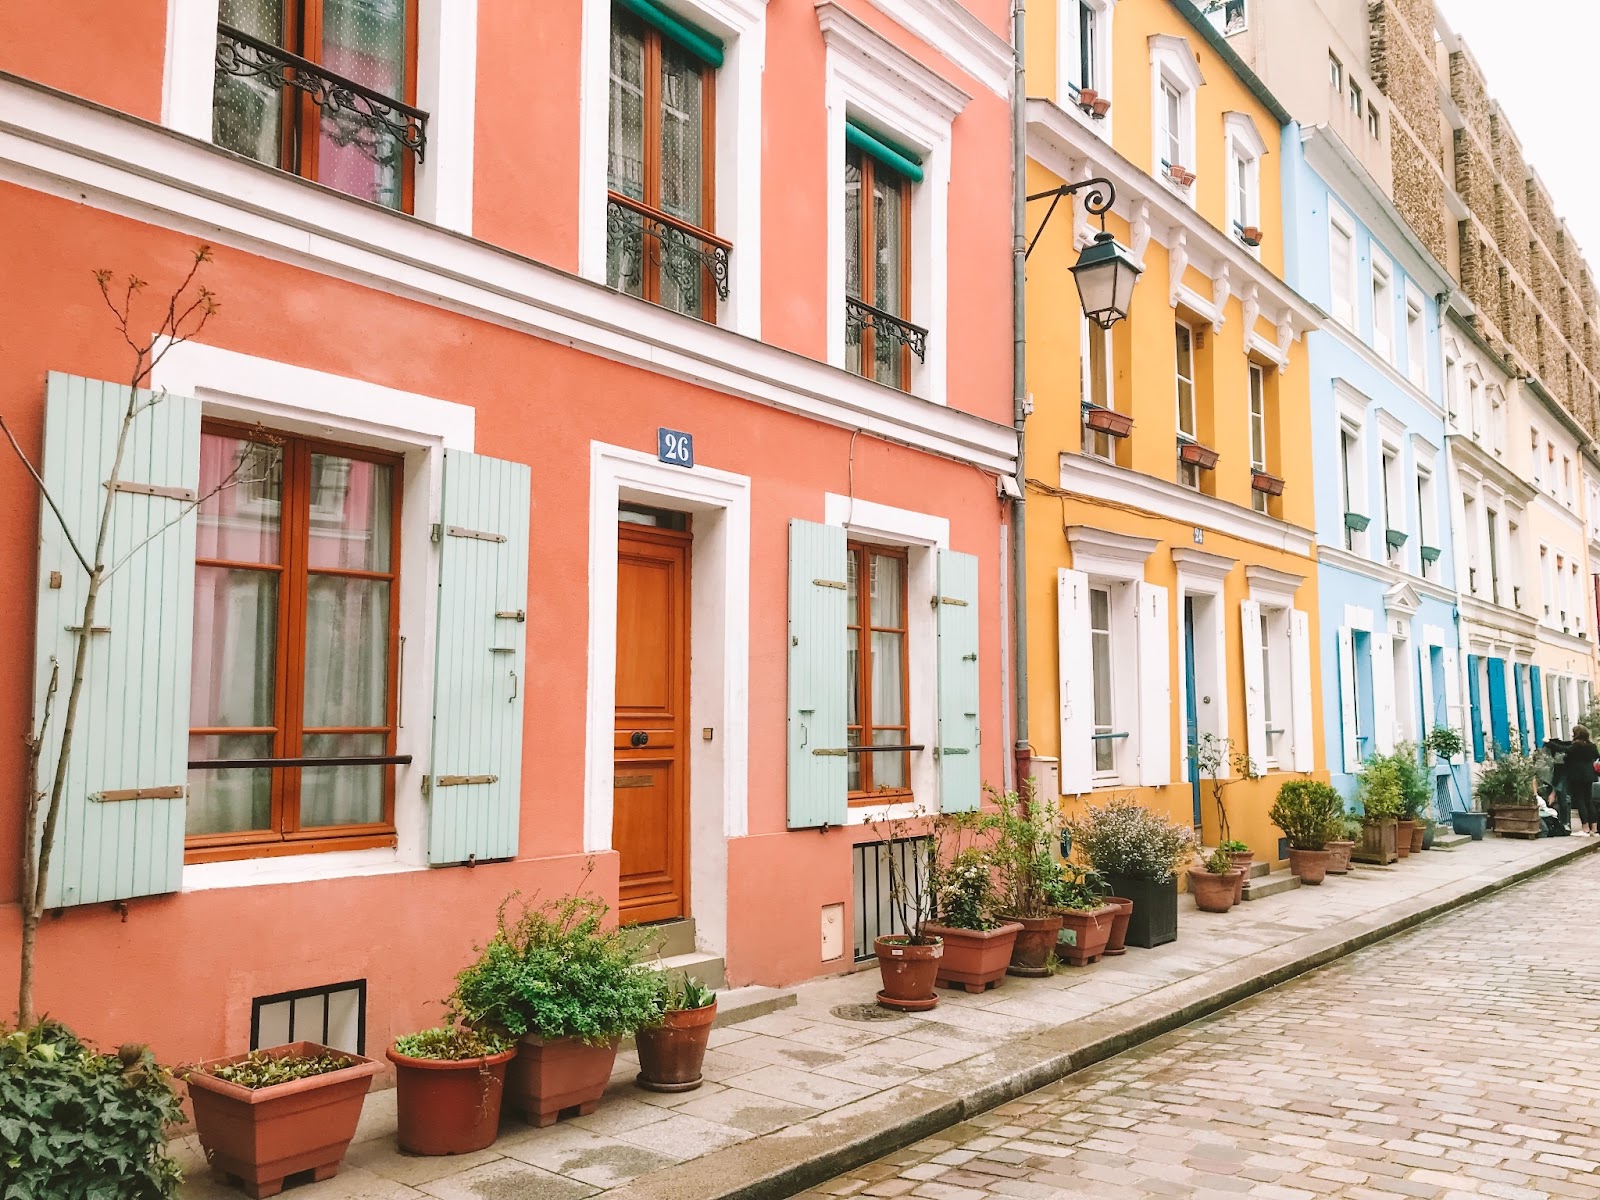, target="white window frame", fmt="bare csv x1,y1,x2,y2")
1541,543,1553,618
1173,548,1234,783
578,0,769,335
1224,111,1267,252
1370,251,1395,362
1149,34,1204,202
1404,283,1427,388
1337,388,1370,557
1329,204,1358,330
1531,427,1544,484
1249,361,1268,513
1367,102,1381,141
1058,0,1117,141
1415,464,1436,579
1246,565,1310,773
1380,439,1404,564
819,2,969,407
1328,53,1343,93
1175,317,1200,490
